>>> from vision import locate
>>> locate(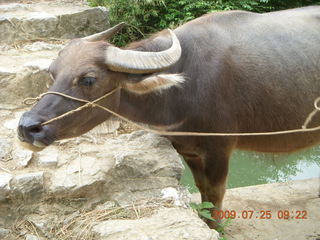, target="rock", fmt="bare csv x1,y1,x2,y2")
3,111,24,131
0,44,13,51
102,131,184,204
161,187,191,207
23,59,53,71
12,148,33,168
11,172,44,200
23,42,64,52
3,119,18,131
223,178,320,240
27,215,54,238
25,234,38,240
88,118,121,135
0,3,28,12
0,1,110,106
0,2,109,44
0,67,15,84
0,173,12,201
0,57,51,105
37,147,58,167
0,130,190,237
0,138,11,162
93,208,219,240
0,228,11,238
0,67,17,105
49,131,184,203
62,210,80,226
94,201,117,210
49,153,113,197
